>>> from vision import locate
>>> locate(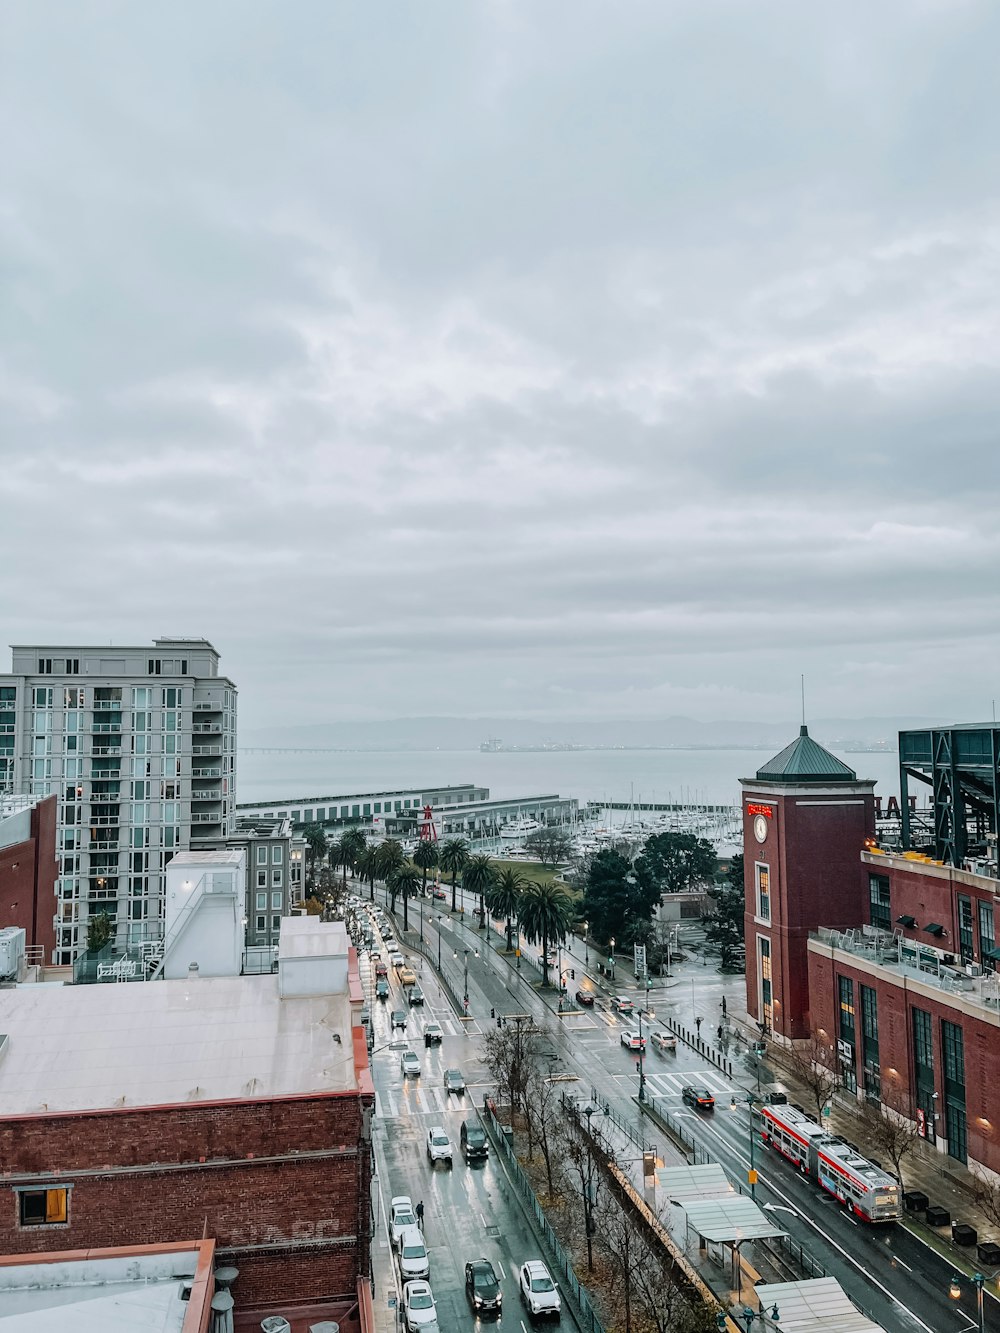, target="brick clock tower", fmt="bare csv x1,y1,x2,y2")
741,726,876,1042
